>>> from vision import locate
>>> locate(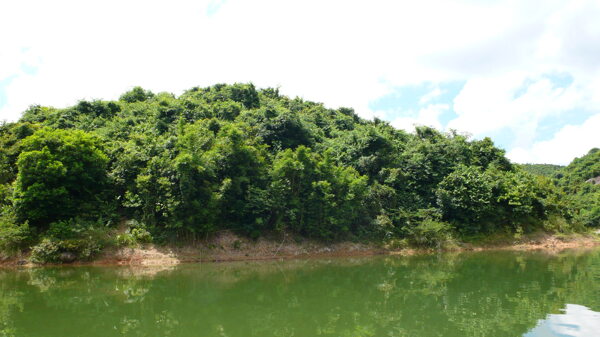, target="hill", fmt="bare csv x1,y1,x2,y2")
0,83,592,262
556,148,600,189
520,164,564,178
555,148,600,227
